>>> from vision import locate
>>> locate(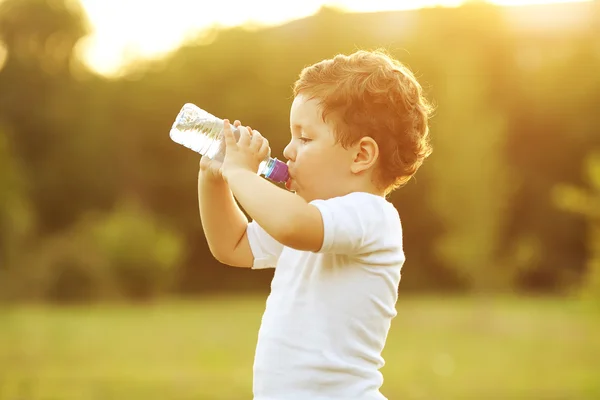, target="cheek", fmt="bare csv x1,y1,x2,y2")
297,146,326,172
295,145,311,164
298,147,347,182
